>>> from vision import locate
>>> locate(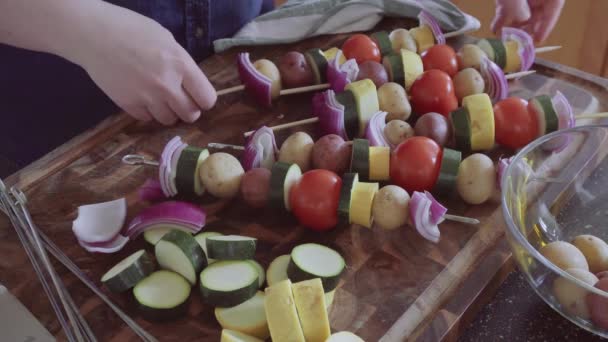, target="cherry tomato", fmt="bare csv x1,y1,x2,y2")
290,170,342,231
410,70,458,117
494,97,538,149
342,34,381,64
421,44,459,77
390,137,442,193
